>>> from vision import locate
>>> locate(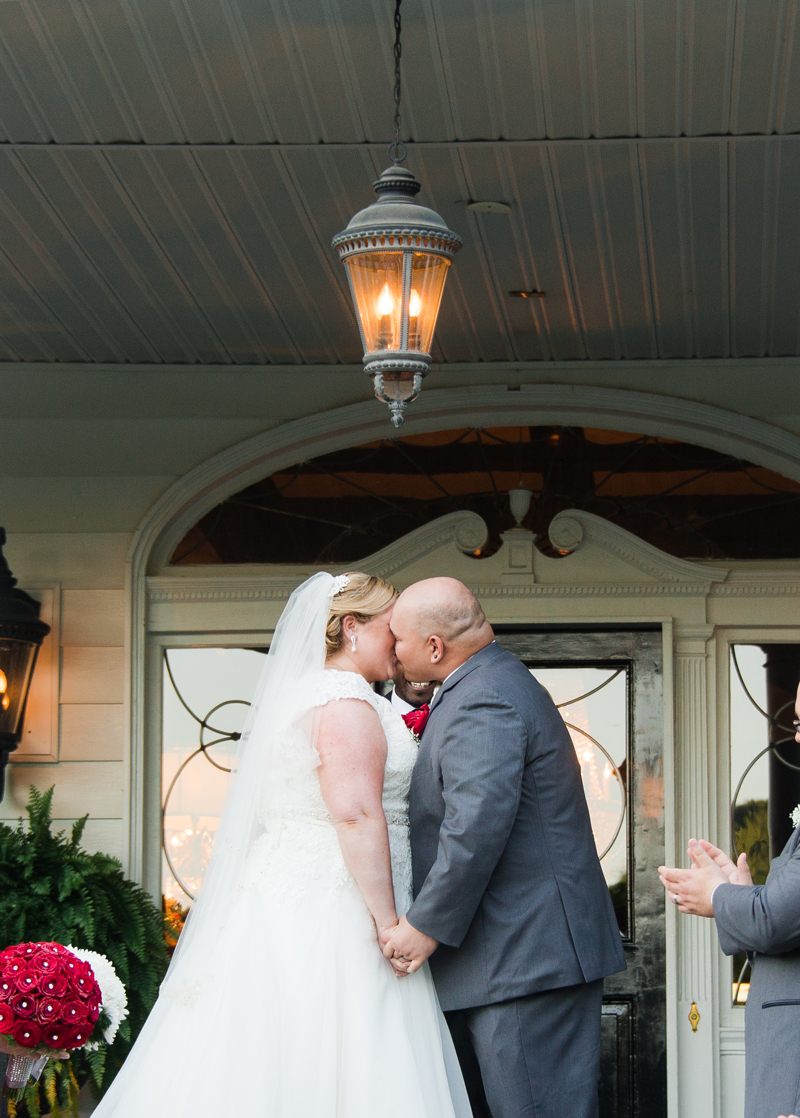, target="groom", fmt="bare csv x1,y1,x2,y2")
385,577,626,1118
